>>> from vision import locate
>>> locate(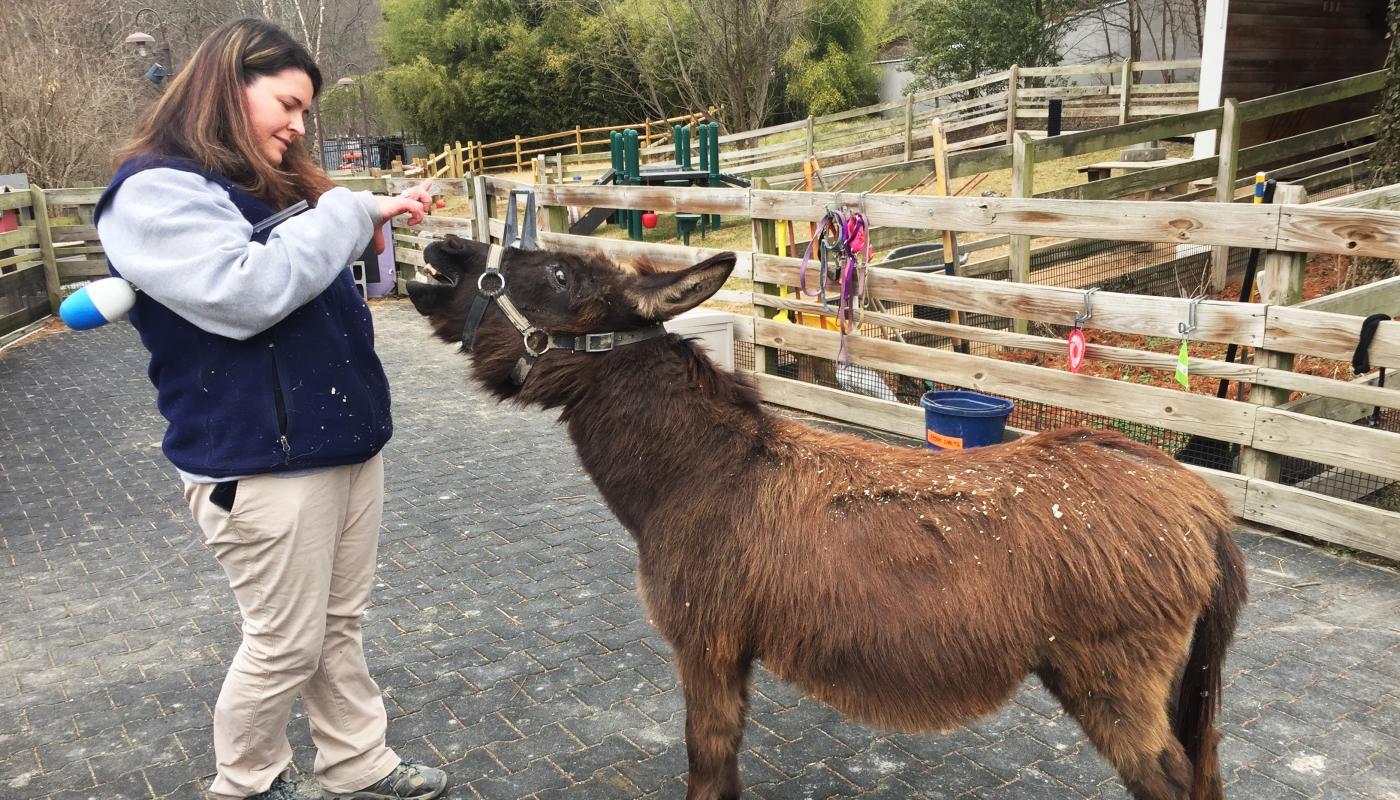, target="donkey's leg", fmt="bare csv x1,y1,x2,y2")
1037,637,1192,800
677,647,753,800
